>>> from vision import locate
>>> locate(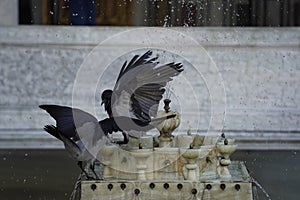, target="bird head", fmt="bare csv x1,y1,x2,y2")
101,90,113,107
